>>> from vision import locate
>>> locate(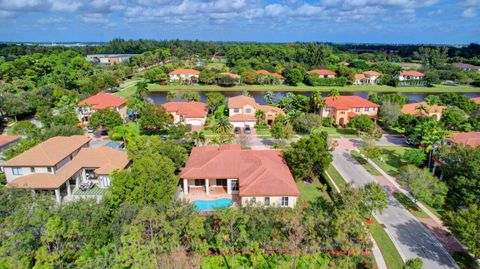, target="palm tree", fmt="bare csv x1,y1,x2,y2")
189,131,206,146
213,116,233,134
328,88,340,101
310,90,322,114
263,91,275,104
255,109,265,124
415,104,429,116
135,81,149,100
166,91,176,101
